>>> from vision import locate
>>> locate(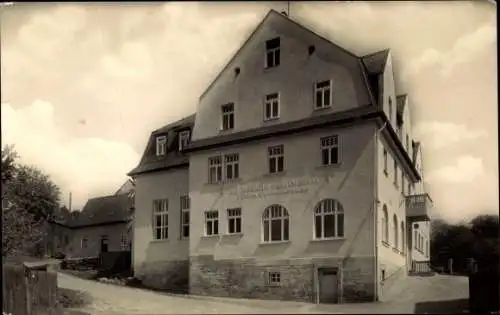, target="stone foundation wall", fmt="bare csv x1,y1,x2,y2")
135,260,189,293
189,255,375,303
